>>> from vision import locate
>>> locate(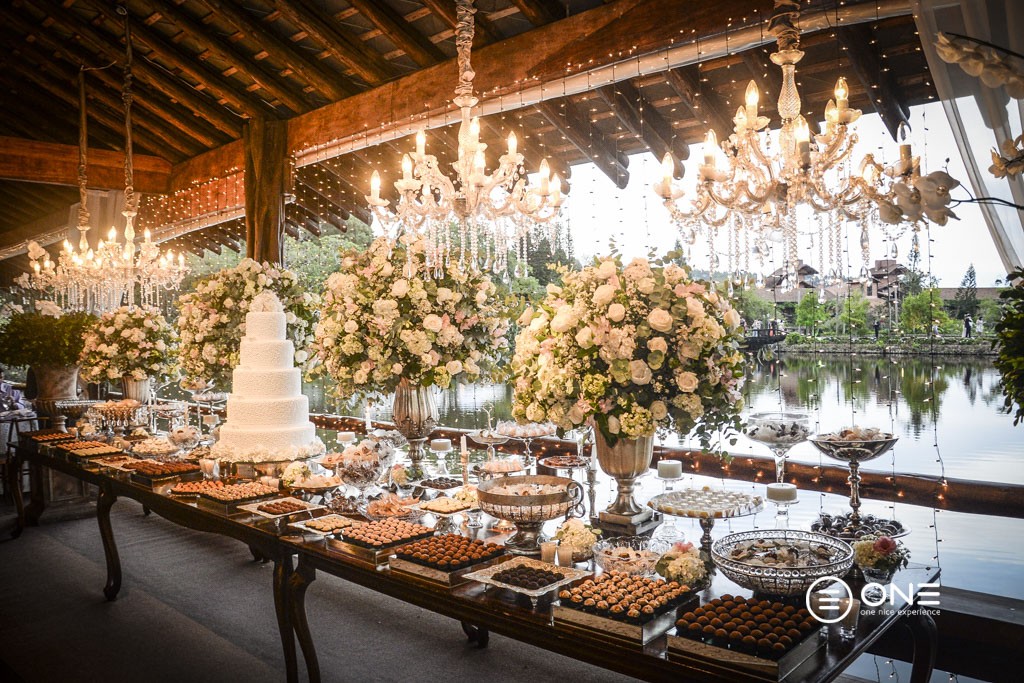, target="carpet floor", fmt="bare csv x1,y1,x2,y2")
0,500,637,683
